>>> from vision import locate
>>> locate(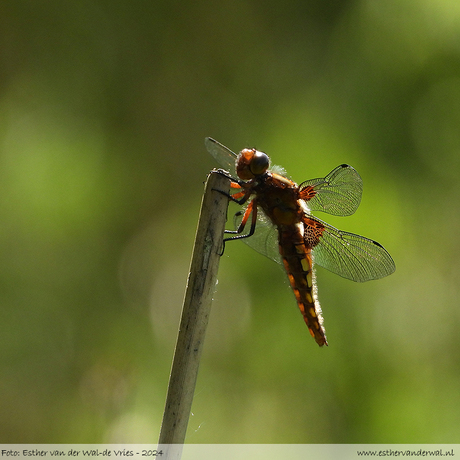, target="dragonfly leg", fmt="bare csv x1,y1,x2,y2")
212,170,251,205
218,199,258,255
212,186,251,205
223,200,257,241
